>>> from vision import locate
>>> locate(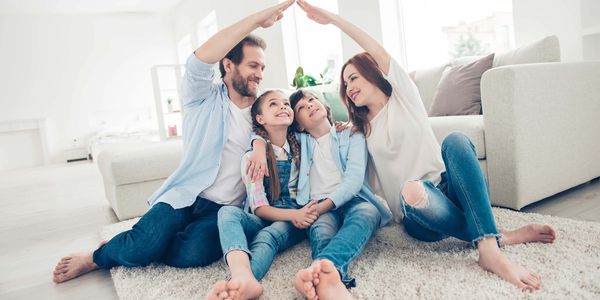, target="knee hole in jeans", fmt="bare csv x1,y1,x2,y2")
402,181,429,209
